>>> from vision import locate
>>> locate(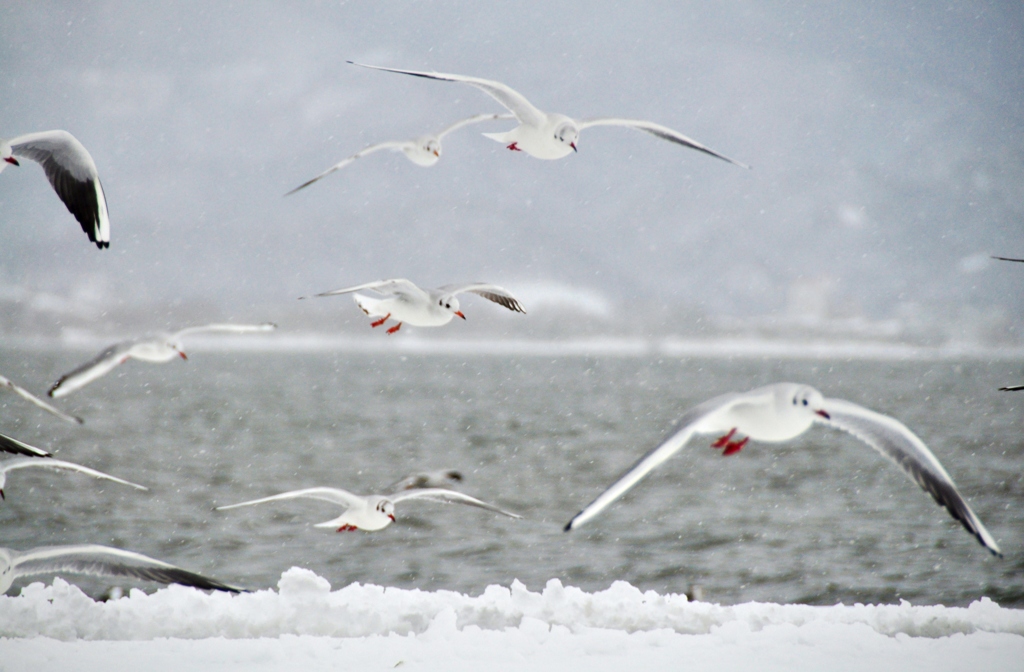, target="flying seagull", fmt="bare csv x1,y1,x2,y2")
1,130,110,248
217,486,521,532
48,323,277,398
349,62,749,167
564,382,1001,557
301,279,524,334
287,112,512,194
